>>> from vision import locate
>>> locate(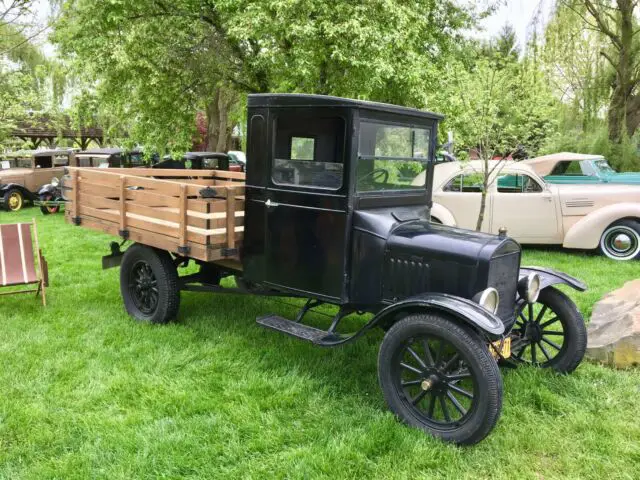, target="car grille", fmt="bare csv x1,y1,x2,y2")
487,251,520,324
